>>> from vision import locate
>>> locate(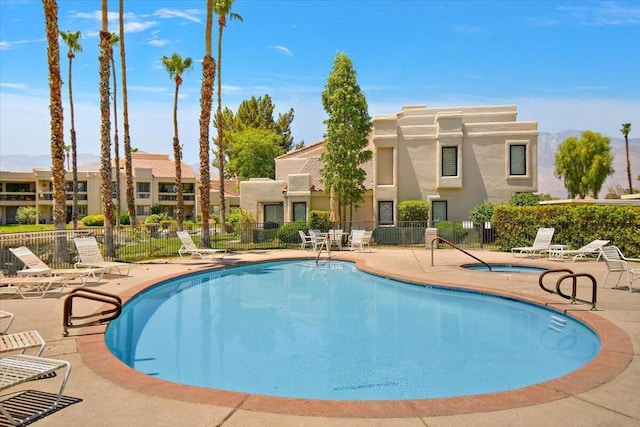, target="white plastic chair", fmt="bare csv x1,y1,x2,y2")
511,227,555,257
298,230,313,250
600,246,640,293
